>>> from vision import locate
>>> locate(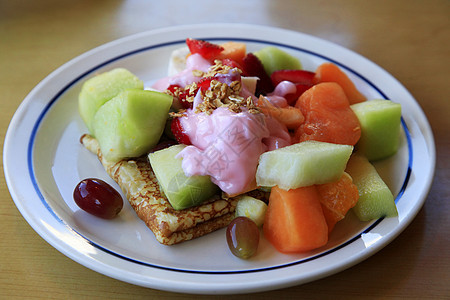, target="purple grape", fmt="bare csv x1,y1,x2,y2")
73,178,123,219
